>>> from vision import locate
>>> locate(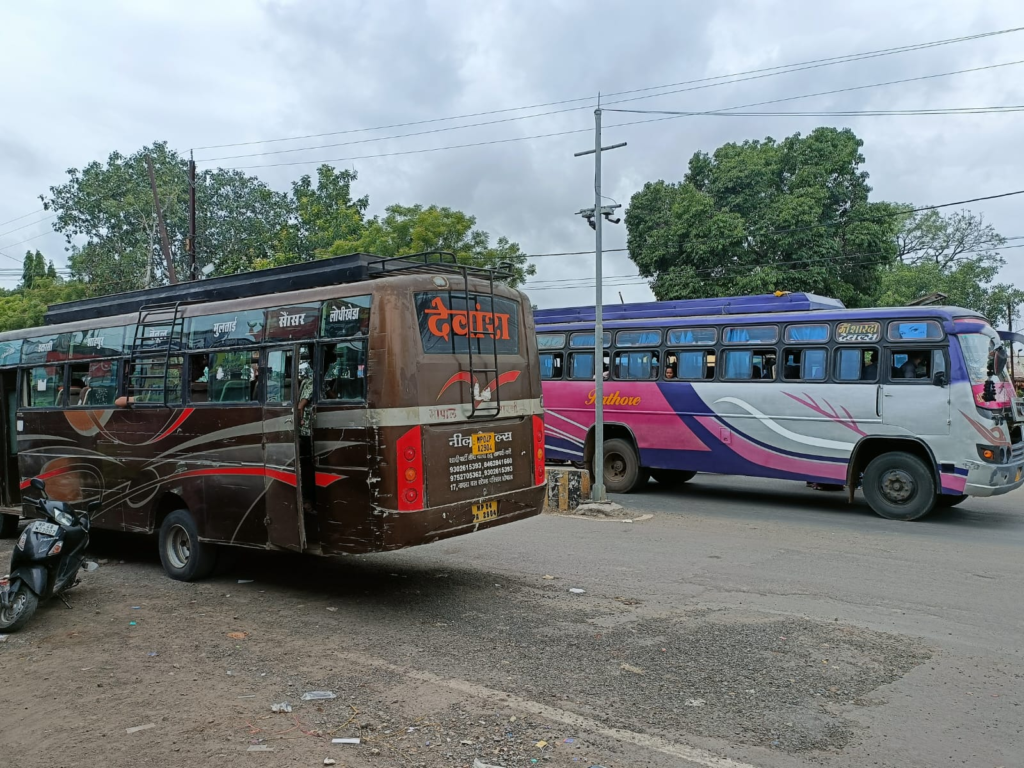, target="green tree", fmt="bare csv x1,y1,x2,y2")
878,208,1024,324
328,203,535,287
625,127,901,306
20,250,47,288
0,279,90,332
43,142,291,290
271,166,367,265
